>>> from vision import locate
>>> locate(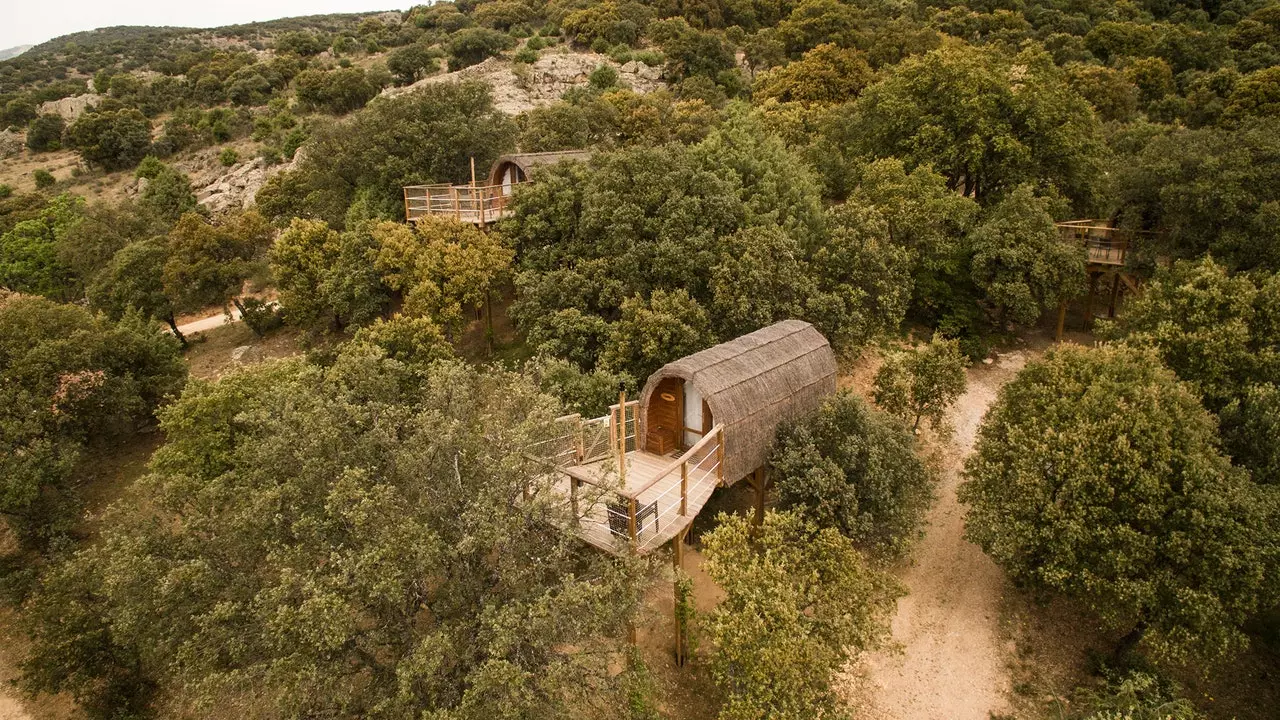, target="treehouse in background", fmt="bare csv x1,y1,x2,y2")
403,150,591,226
